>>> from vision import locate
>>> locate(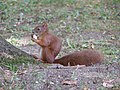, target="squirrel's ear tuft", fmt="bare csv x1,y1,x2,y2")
42,22,48,31
42,22,47,28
